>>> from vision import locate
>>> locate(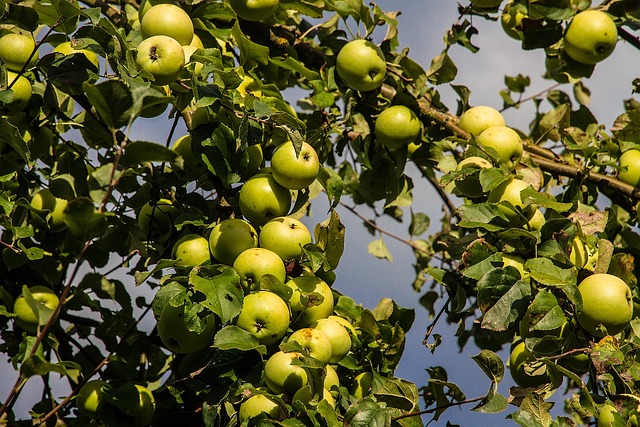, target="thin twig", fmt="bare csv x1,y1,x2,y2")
391,395,485,421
